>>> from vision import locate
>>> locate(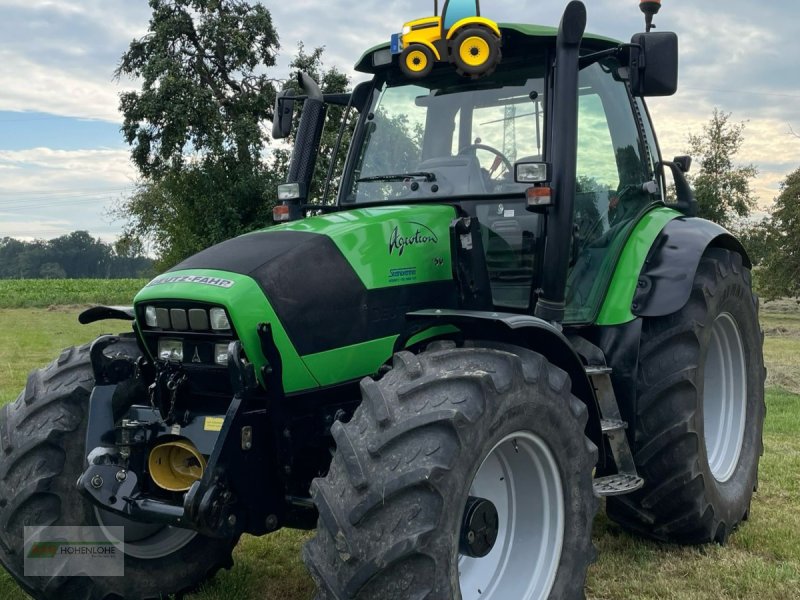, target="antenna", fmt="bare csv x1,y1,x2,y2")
639,0,662,33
